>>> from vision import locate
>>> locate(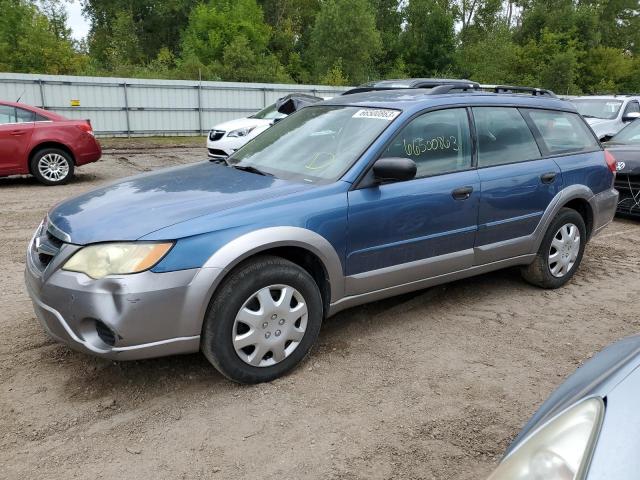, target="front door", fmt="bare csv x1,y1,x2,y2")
346,107,480,295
